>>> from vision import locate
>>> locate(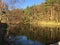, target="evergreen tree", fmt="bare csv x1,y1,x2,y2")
46,0,60,5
